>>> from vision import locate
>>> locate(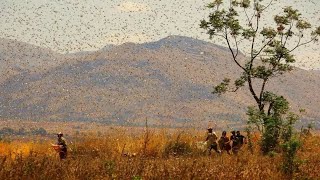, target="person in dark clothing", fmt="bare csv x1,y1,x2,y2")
236,131,246,145
57,132,68,160
230,131,237,146
232,131,246,154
